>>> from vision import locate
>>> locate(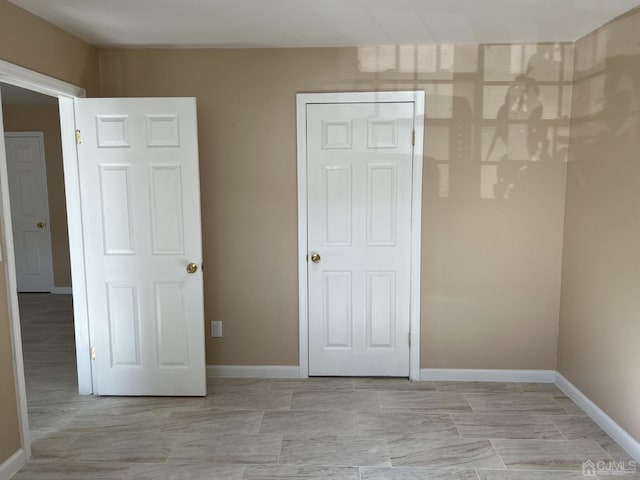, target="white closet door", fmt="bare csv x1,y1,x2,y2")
306,102,414,377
